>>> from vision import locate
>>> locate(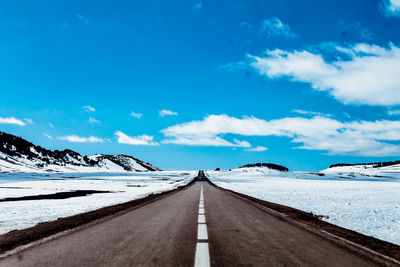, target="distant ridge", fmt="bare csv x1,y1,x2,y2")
0,131,161,173
329,160,400,169
239,163,289,172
